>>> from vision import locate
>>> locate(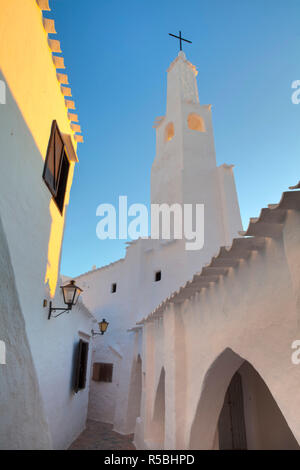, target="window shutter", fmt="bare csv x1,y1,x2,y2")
43,122,56,193
74,340,83,393
74,340,89,393
43,120,65,197
79,341,89,390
